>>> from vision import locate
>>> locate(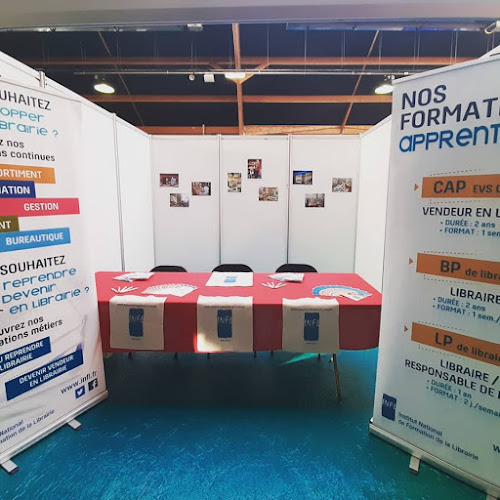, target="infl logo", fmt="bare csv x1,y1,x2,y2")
217,310,233,339
129,308,144,338
303,312,320,342
382,393,397,421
